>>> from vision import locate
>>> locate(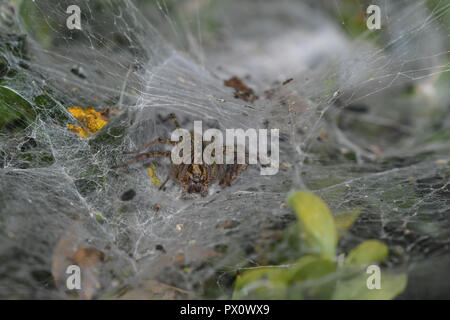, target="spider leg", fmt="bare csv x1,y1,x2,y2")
222,145,258,163
181,184,188,199
124,138,176,155
205,164,216,184
159,164,178,190
112,151,171,169
159,174,171,190
162,113,181,129
200,185,208,197
218,163,226,178
217,163,230,186
219,163,248,187
218,147,250,187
